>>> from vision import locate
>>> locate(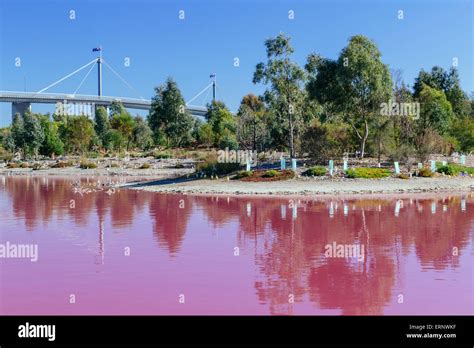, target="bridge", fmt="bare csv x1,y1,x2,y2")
0,48,218,120
0,91,208,118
